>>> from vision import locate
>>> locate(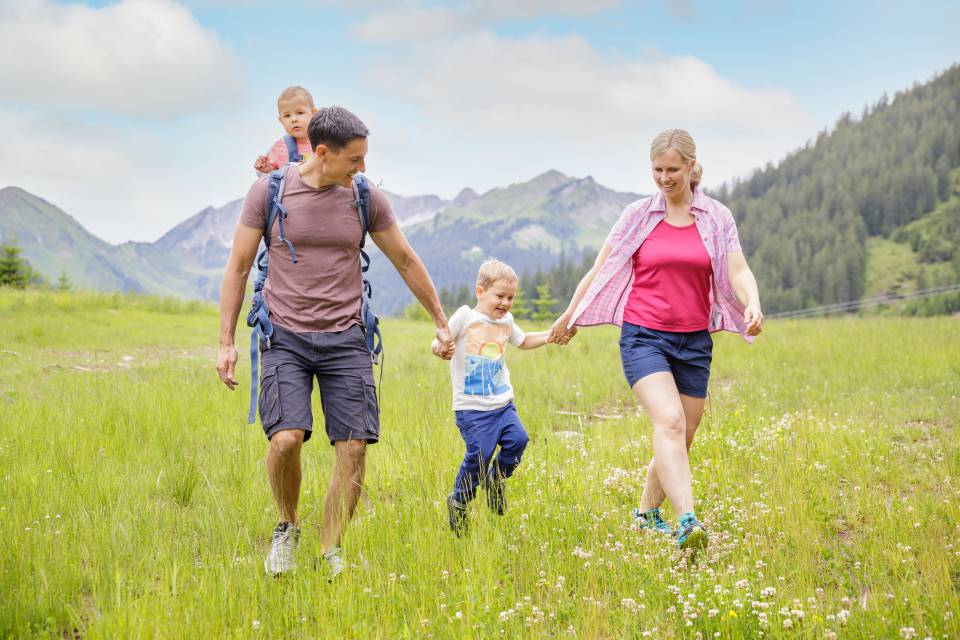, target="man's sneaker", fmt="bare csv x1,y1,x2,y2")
676,512,708,551
632,506,674,535
447,494,468,536
324,545,345,580
264,522,300,576
486,475,507,515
